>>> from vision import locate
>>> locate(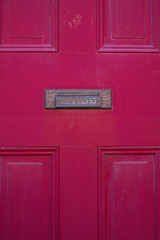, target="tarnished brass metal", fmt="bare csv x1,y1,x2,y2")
45,89,112,109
